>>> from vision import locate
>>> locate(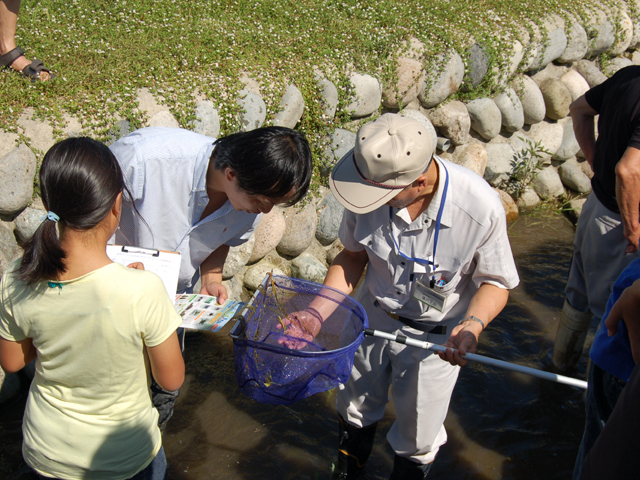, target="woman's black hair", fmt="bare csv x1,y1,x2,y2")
17,137,129,284
212,126,312,205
